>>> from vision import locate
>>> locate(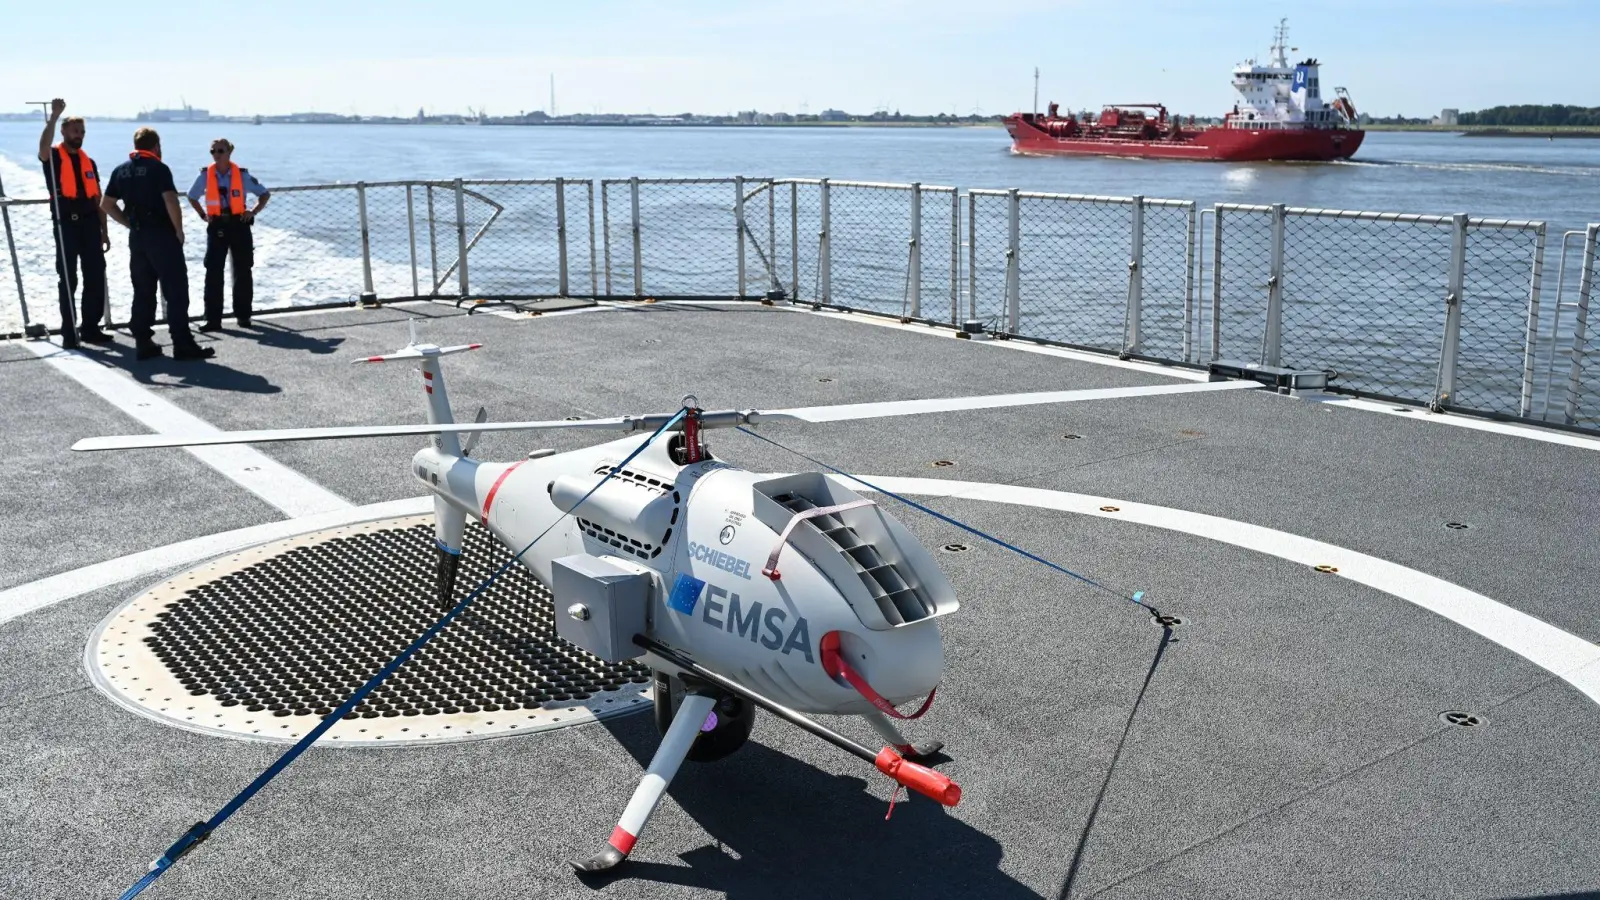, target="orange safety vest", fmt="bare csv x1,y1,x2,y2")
204,162,248,216
54,144,100,200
